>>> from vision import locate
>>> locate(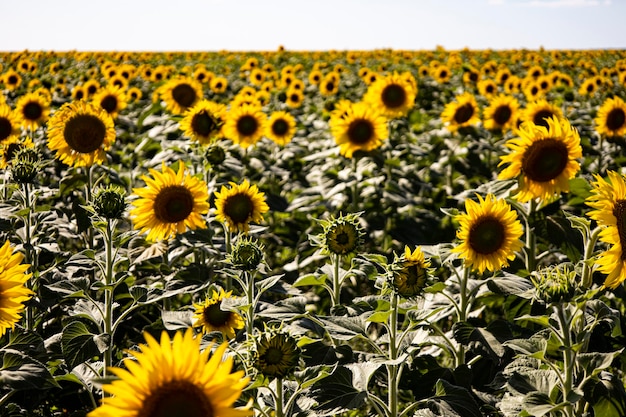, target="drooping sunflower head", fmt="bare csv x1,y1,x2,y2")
315,212,366,256
265,110,296,146
363,72,417,119
595,96,626,138
46,100,116,167
0,241,33,337
223,104,267,149
483,94,520,132
229,236,264,271
388,246,433,298
192,289,245,339
88,329,252,417
254,331,300,379
160,76,204,115
522,99,564,129
180,100,226,145
329,101,388,158
0,104,20,144
441,92,481,132
15,92,50,131
92,85,127,119
451,194,524,274
214,179,269,233
498,116,582,203
130,162,209,242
